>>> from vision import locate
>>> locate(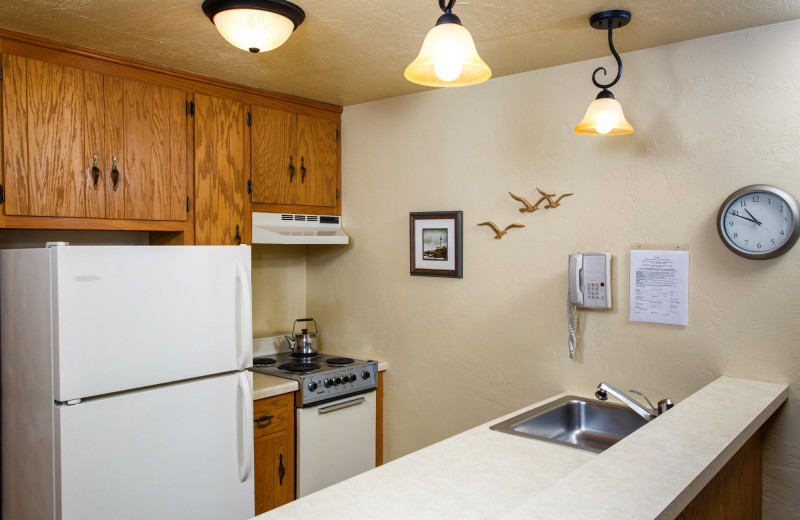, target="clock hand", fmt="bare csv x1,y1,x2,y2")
743,208,762,226
729,211,759,224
